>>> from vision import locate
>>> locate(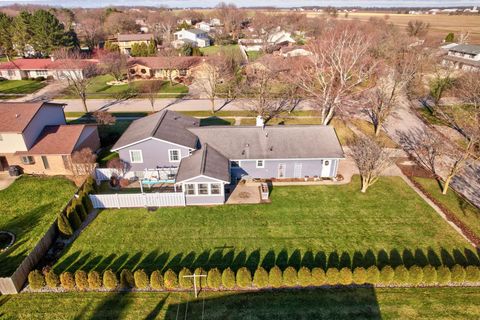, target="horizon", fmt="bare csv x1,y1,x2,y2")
0,0,479,8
